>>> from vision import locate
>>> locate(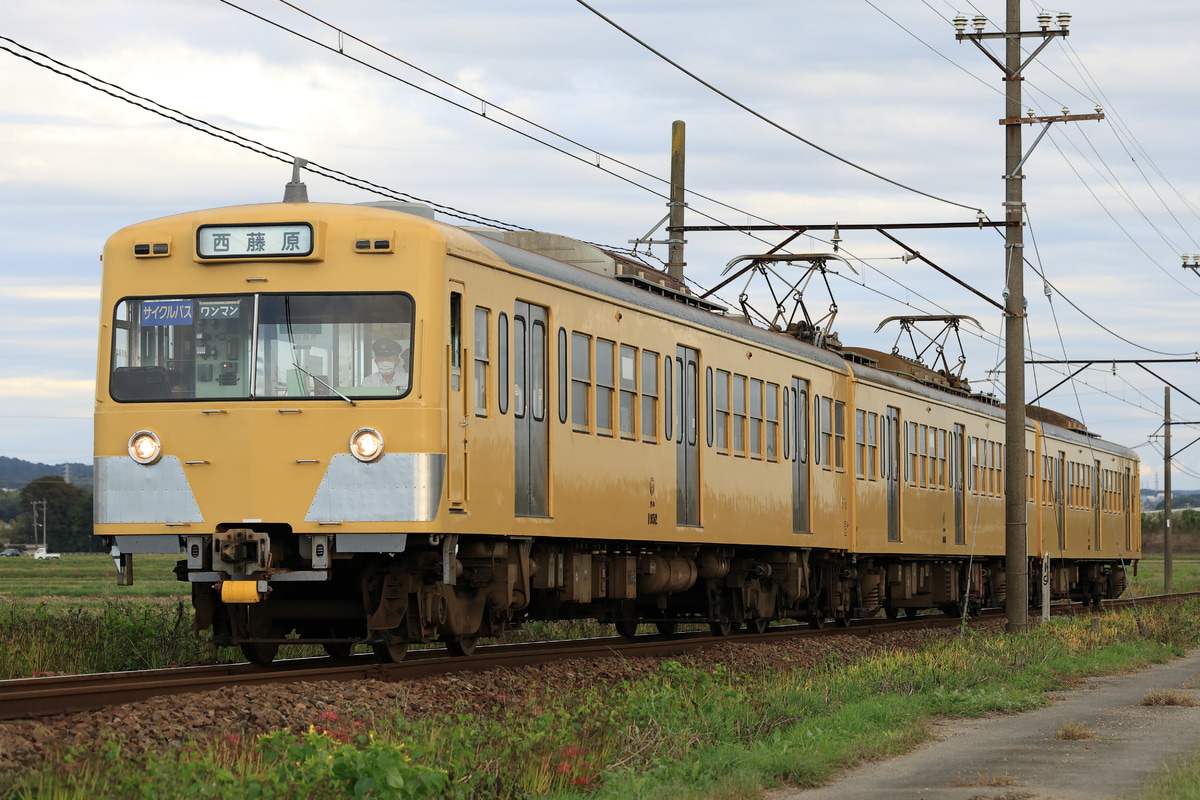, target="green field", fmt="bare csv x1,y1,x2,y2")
3,551,1195,602
0,552,187,600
